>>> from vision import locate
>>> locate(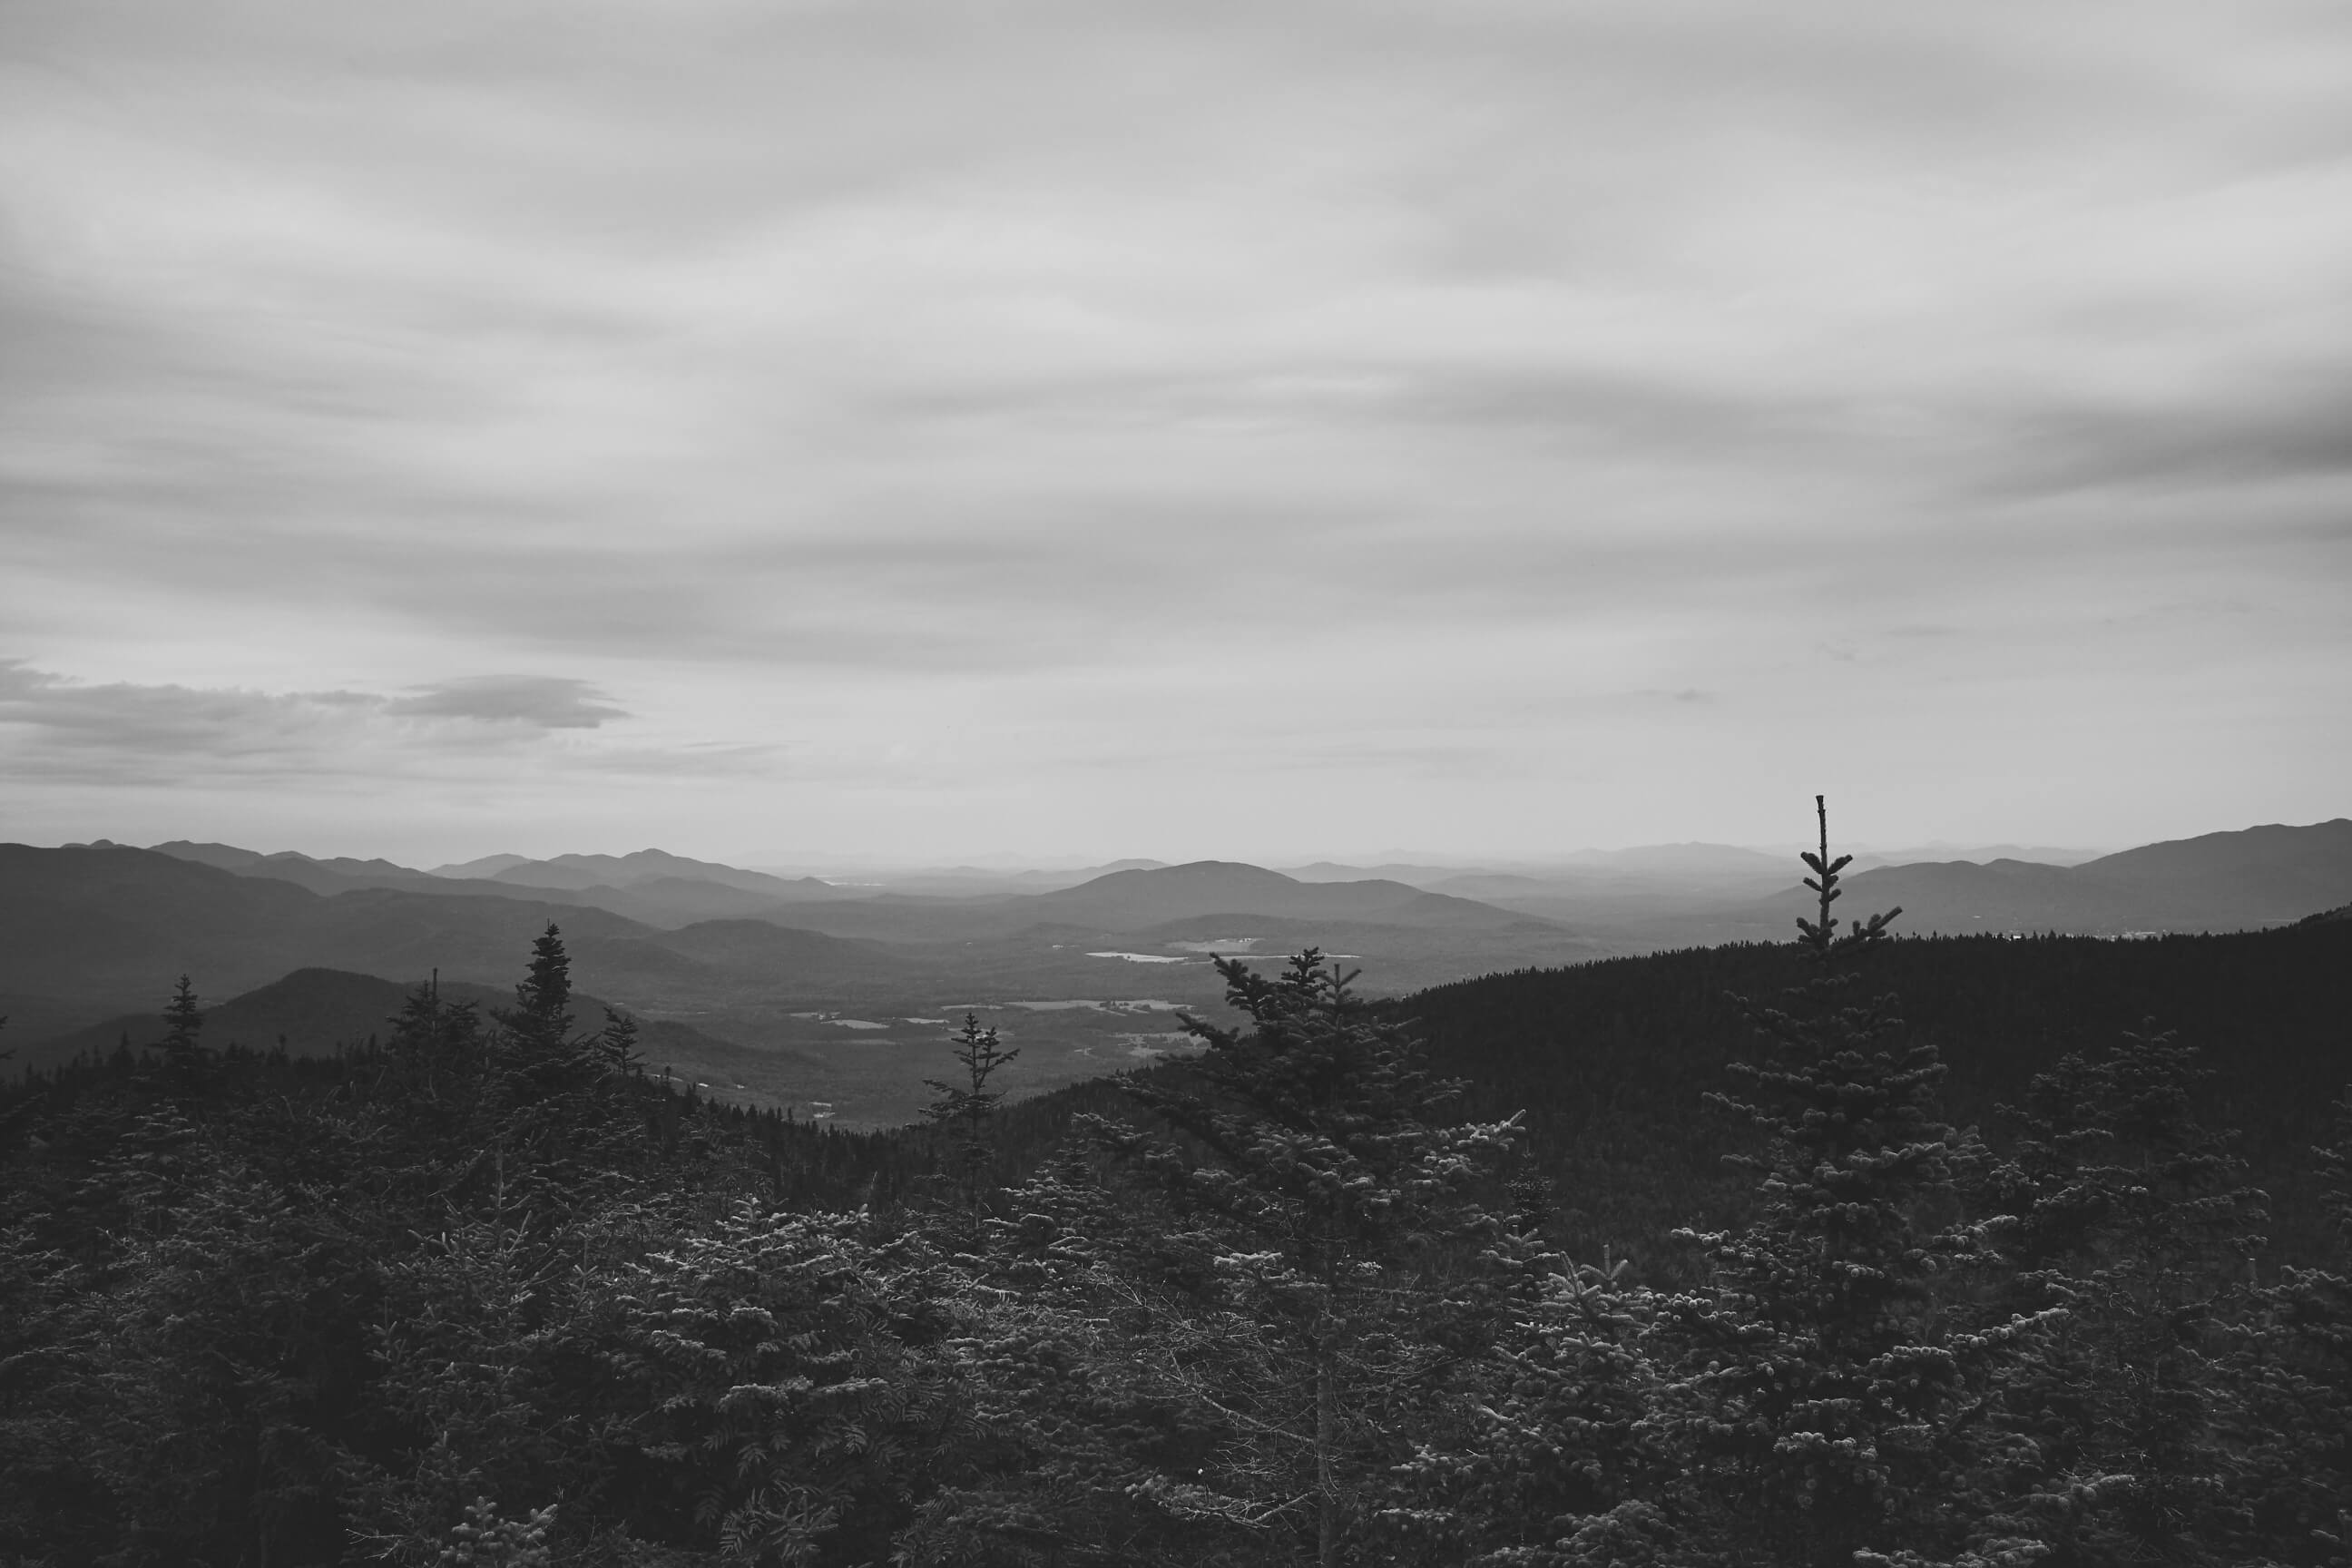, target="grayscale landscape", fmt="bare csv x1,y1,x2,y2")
2,3,2347,1564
